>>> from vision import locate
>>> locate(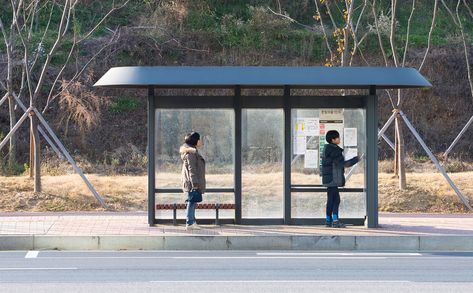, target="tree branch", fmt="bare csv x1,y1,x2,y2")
371,0,389,66
78,0,129,43
313,0,334,58
402,0,415,67
418,0,438,71
266,6,316,31
389,0,399,67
